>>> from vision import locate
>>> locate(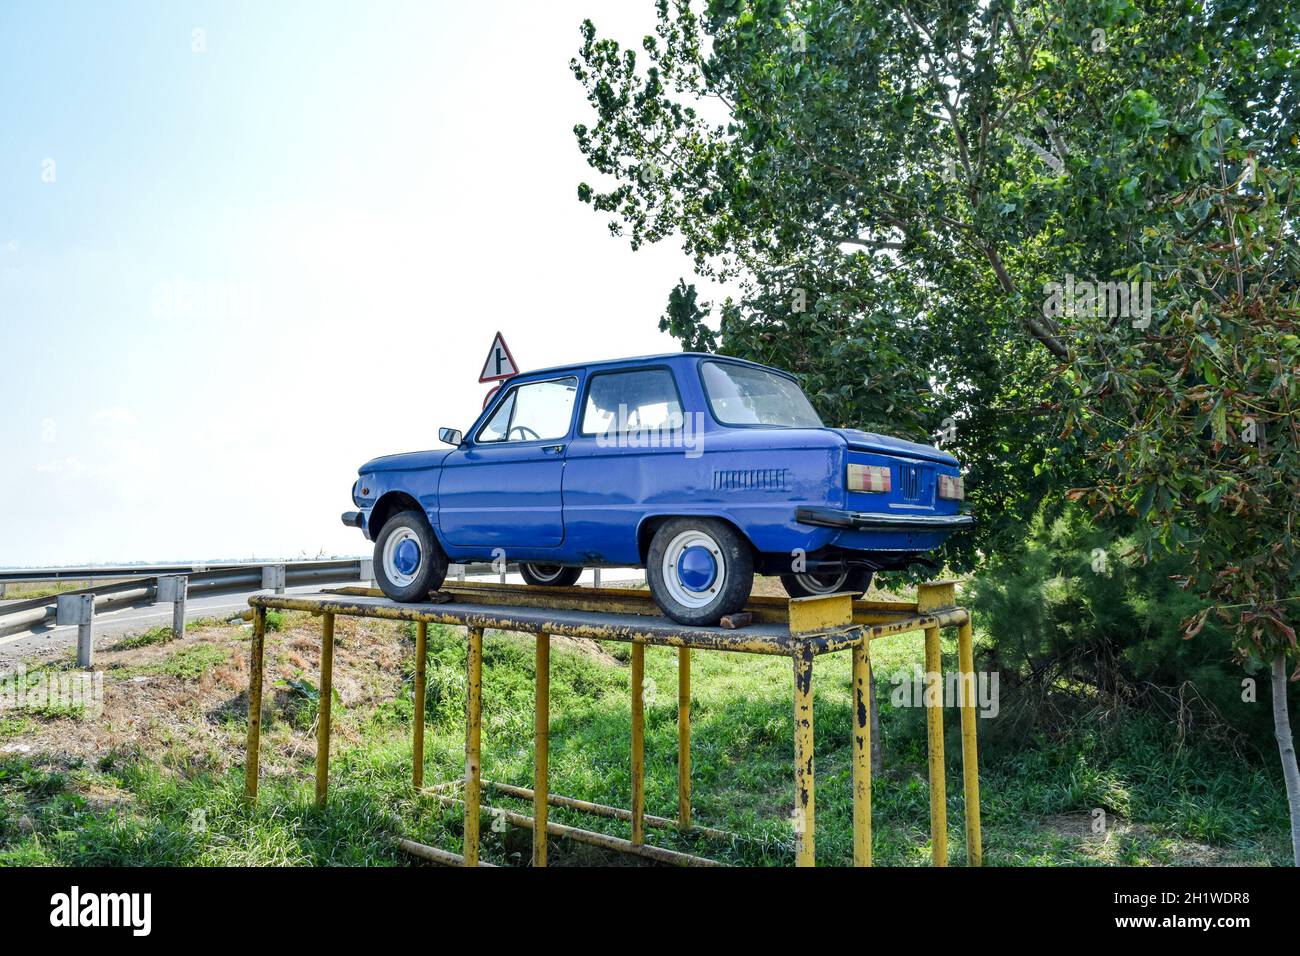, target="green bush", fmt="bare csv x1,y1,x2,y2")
970,503,1291,755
